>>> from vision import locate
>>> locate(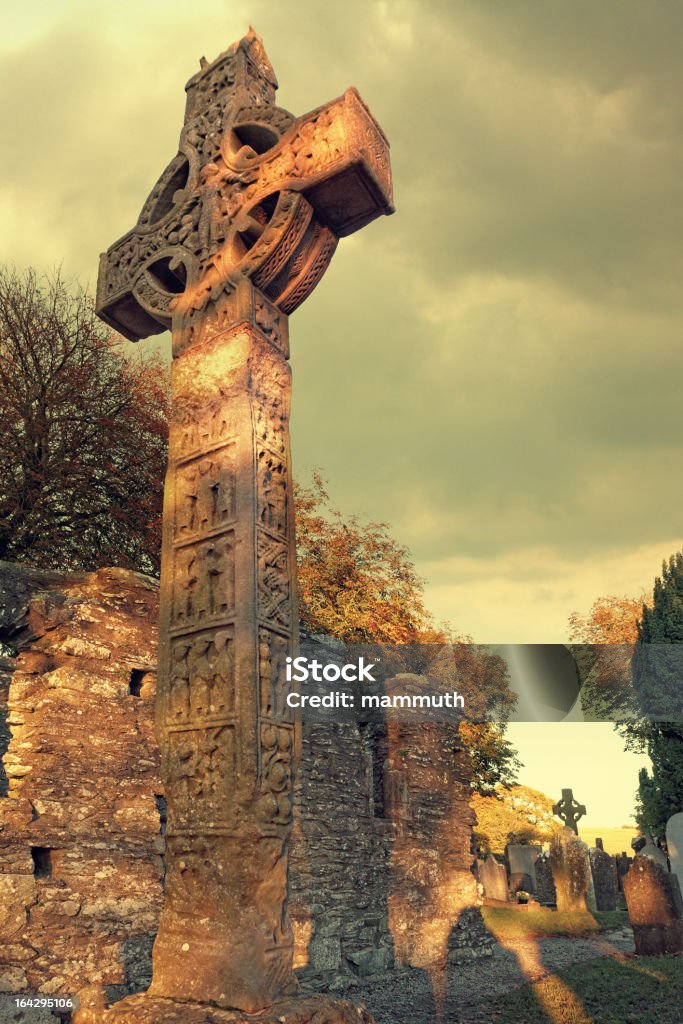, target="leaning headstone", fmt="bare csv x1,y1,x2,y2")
478,854,509,902
634,835,669,870
589,846,619,911
506,844,541,895
549,828,592,912
666,812,683,899
535,852,557,907
623,855,683,955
